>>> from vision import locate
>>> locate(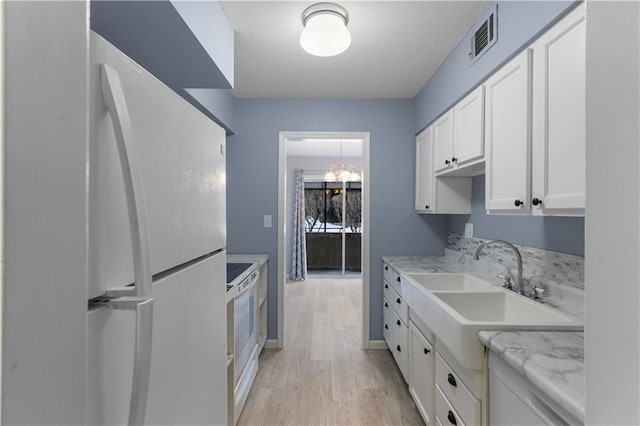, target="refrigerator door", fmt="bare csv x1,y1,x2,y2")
89,32,226,300
87,251,227,425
